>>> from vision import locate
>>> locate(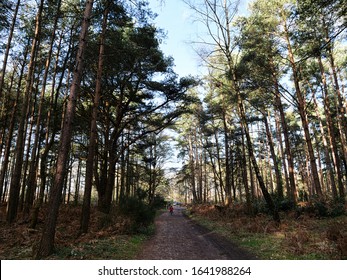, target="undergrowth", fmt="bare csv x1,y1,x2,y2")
0,204,156,260
187,204,347,260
